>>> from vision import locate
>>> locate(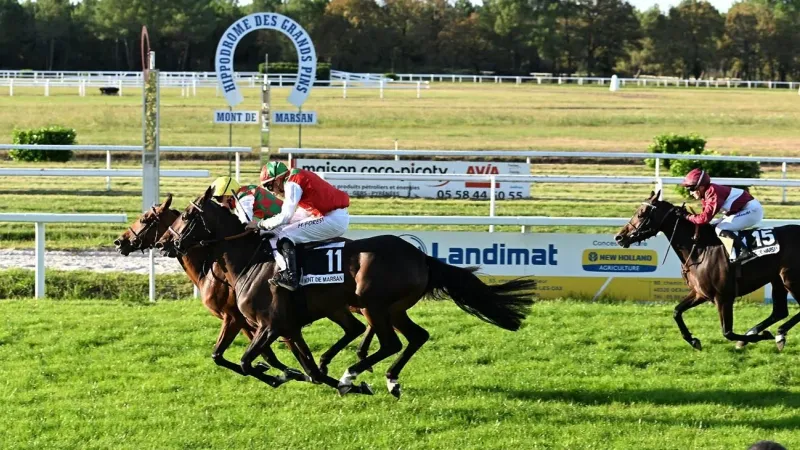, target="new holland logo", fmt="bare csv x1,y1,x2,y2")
582,249,658,273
